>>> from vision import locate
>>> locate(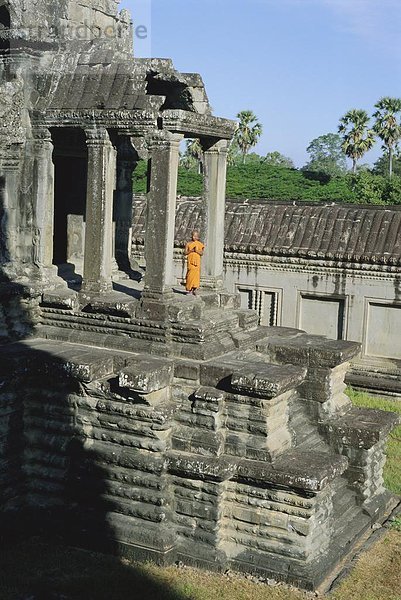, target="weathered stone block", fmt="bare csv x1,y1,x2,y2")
119,357,173,393
219,291,241,310
258,333,360,368
173,360,200,382
231,364,306,398
323,407,400,450
235,309,259,330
